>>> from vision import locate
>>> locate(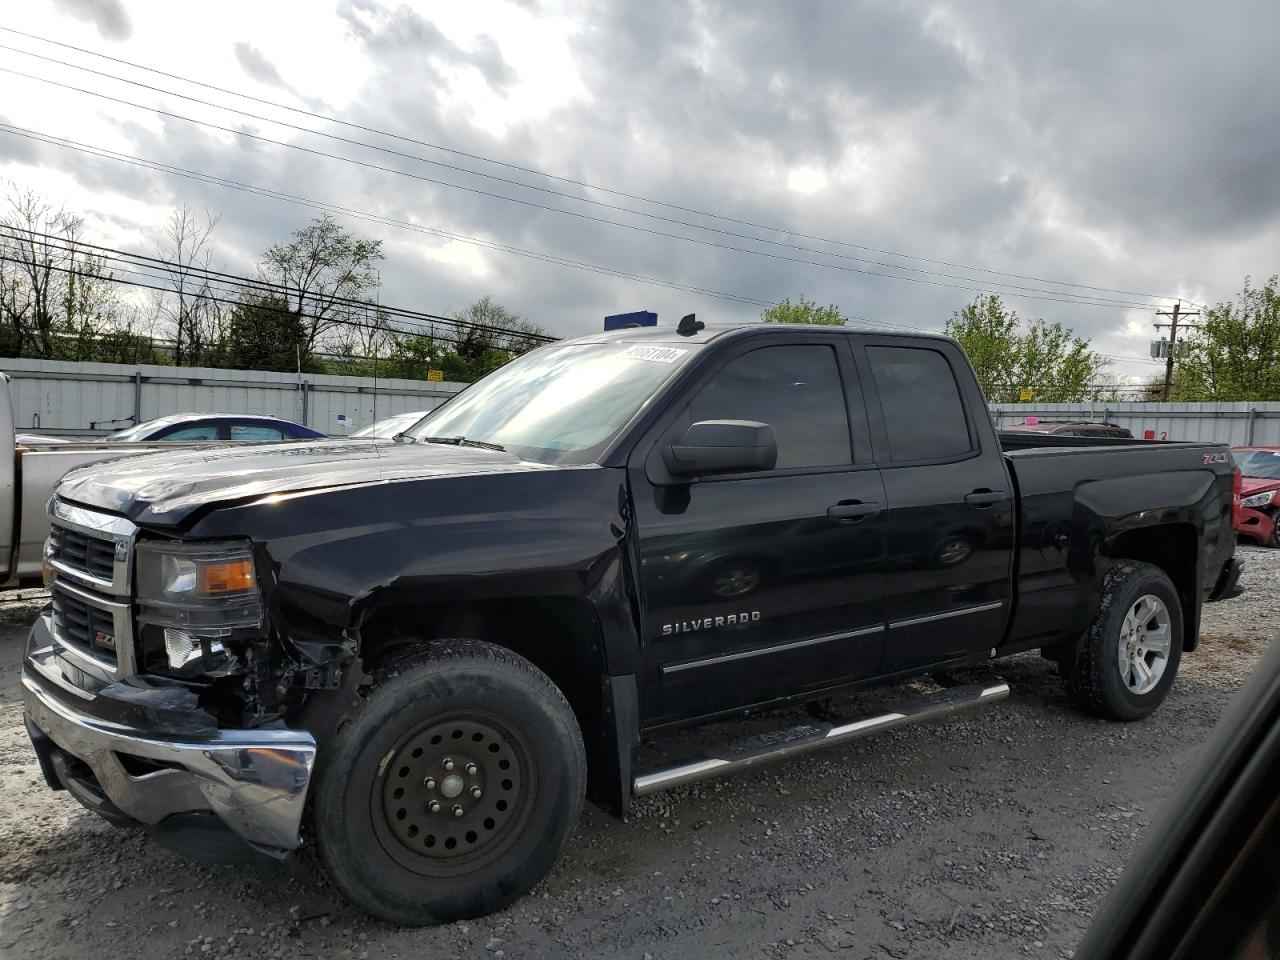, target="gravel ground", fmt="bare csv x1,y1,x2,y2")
1,546,1275,960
